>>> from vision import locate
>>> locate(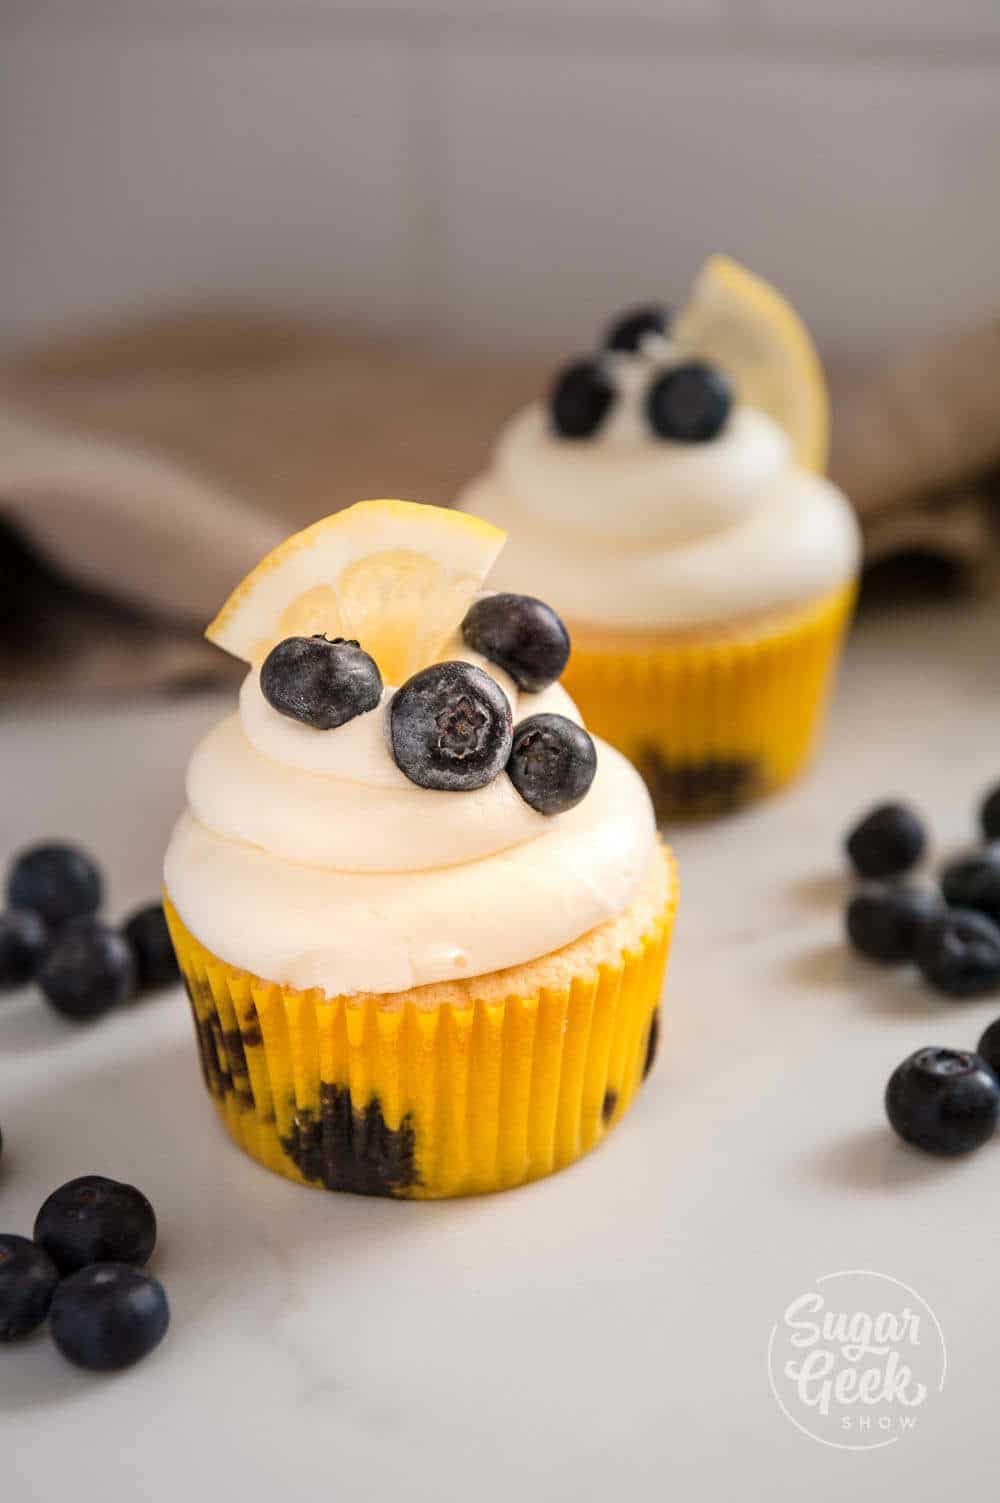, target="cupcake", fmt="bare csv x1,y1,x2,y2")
457,256,861,818
164,499,676,1198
